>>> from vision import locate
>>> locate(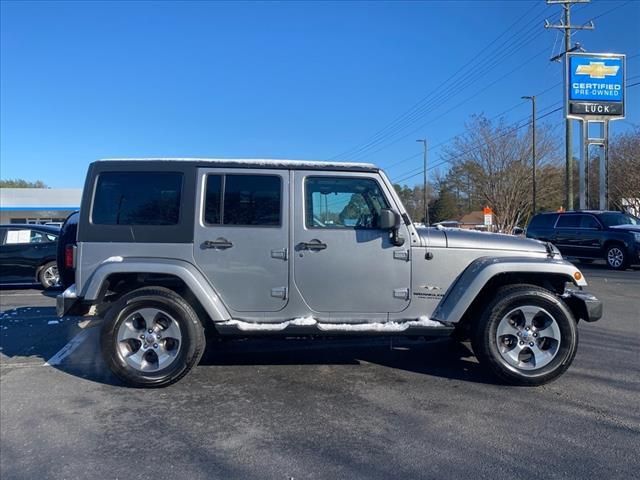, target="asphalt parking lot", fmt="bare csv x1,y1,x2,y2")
1,264,639,480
